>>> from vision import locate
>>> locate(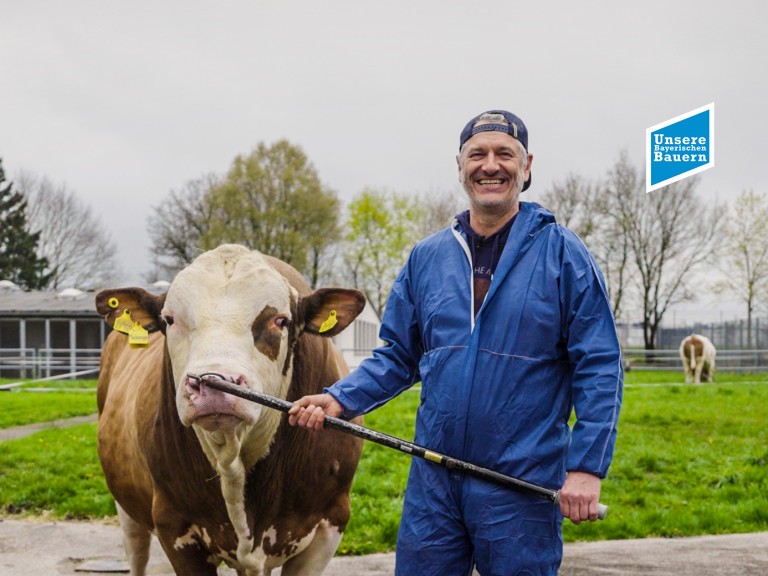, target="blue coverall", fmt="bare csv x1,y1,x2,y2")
328,201,624,575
